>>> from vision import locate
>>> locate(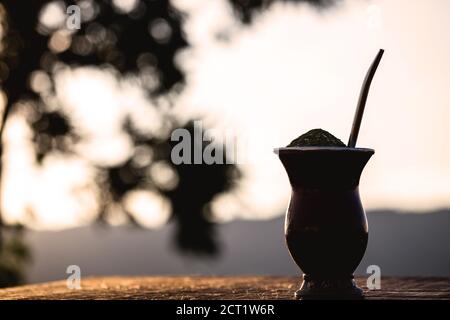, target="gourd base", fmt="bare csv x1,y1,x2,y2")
295,275,364,300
